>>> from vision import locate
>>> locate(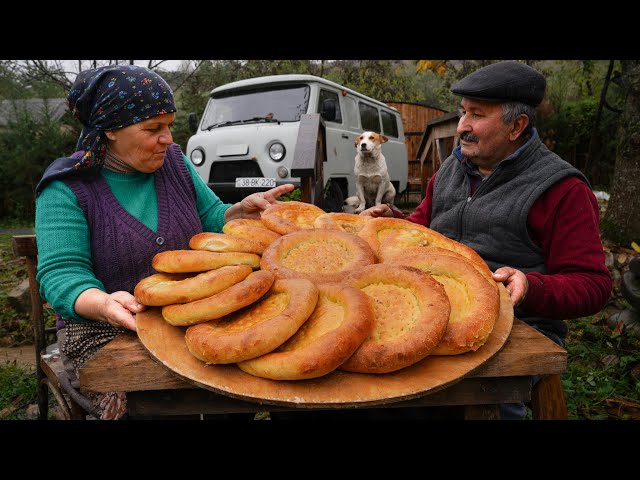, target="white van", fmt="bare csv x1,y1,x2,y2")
185,74,408,208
